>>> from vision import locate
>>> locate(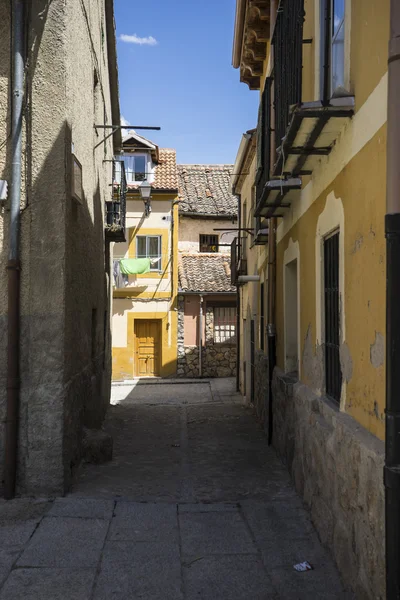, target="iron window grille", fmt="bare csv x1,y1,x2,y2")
324,231,342,402
273,0,305,153
200,234,219,253
214,307,236,344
